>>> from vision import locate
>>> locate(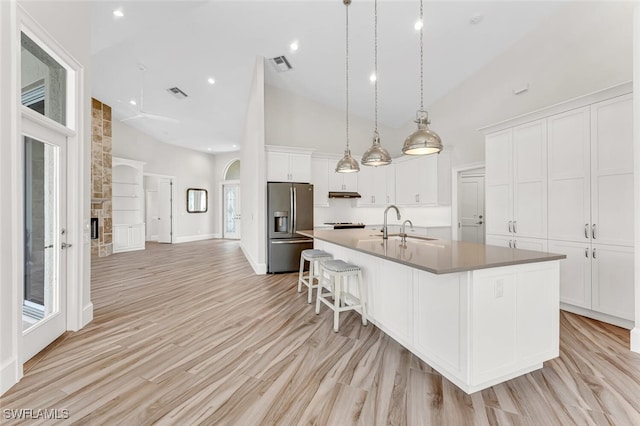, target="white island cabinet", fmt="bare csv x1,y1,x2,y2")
302,229,564,394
